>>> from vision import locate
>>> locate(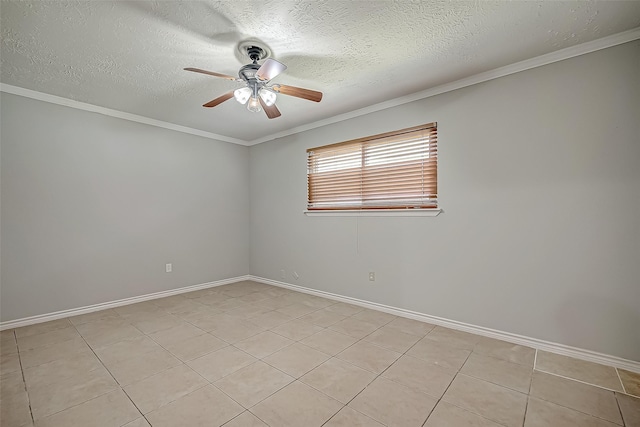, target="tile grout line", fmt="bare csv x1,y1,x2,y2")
71,320,149,424
615,367,627,394
14,329,36,425
533,367,631,395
